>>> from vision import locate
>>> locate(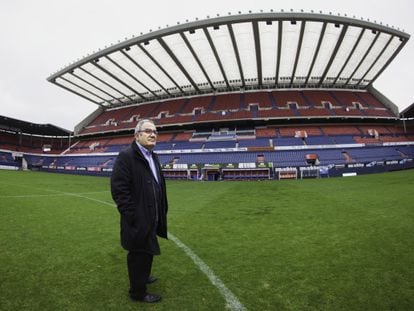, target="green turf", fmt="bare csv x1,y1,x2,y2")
0,170,413,310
